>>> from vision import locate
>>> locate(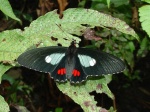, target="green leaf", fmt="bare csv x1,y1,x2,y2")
0,0,20,21
0,8,138,63
62,8,138,39
0,95,10,112
124,51,134,69
107,0,110,8
110,0,129,7
128,41,135,52
57,75,114,112
55,107,63,112
139,5,150,37
137,37,150,57
141,0,150,3
2,73,15,84
0,63,11,84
